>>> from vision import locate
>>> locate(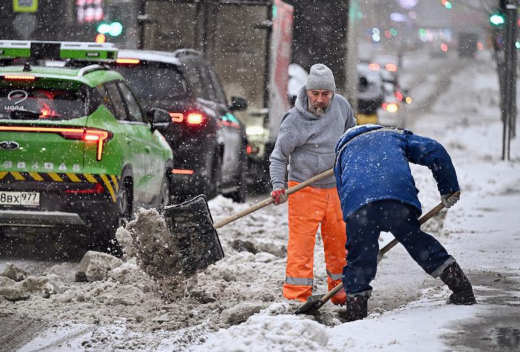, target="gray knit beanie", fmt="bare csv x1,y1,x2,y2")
306,64,336,91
